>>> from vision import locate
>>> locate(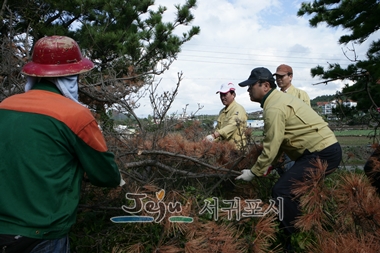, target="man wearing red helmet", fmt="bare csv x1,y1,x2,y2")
0,36,124,252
